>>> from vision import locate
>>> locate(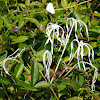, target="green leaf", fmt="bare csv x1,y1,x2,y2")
31,59,39,86
42,0,47,4
13,57,24,79
91,19,99,27
18,19,24,28
0,87,5,99
2,15,11,29
36,49,46,61
93,11,100,17
16,80,37,91
76,75,84,85
30,1,43,7
0,75,10,85
66,96,83,100
89,26,100,34
24,66,30,74
63,56,69,62
0,50,8,62
25,0,30,6
37,62,44,71
0,18,3,30
98,74,100,81
35,81,49,88
24,17,45,33
11,36,29,44
54,78,70,86
50,97,57,100
70,82,80,91
61,0,68,8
